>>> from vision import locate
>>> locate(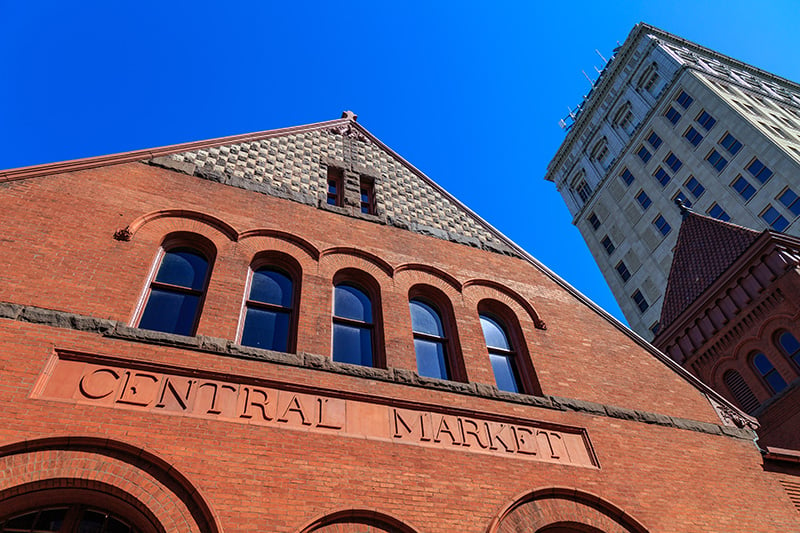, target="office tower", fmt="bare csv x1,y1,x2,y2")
545,23,800,339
